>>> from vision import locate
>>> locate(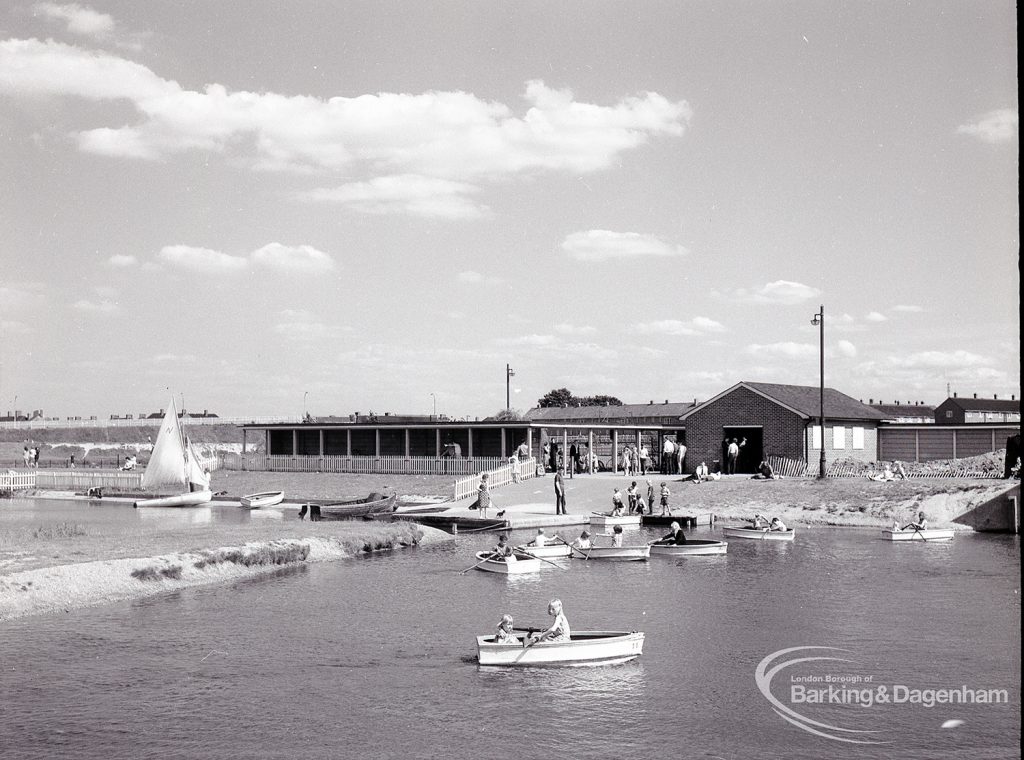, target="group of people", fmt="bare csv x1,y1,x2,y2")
121,454,138,471
495,599,570,646
619,443,652,476
607,480,672,516
749,514,788,531
21,445,40,468
868,461,909,481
